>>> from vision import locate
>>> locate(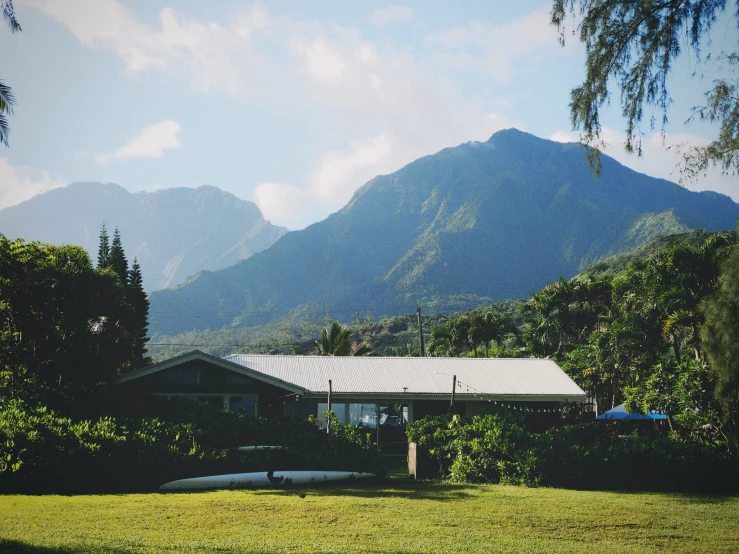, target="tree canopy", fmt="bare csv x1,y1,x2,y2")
701,226,739,439
0,228,150,415
552,0,739,177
